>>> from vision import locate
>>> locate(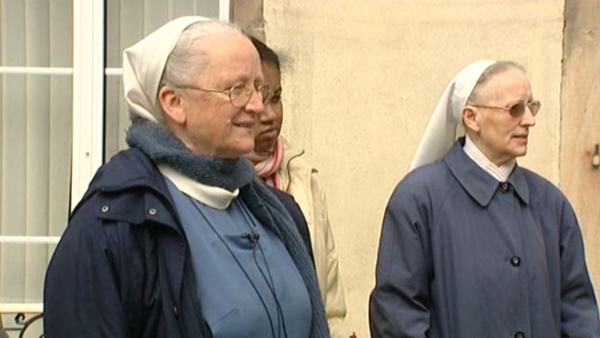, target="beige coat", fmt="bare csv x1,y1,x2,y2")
278,136,348,338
